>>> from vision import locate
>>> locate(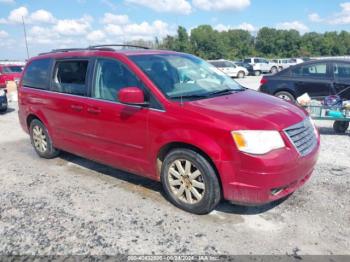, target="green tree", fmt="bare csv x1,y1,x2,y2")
175,26,191,52
222,29,254,59
190,25,226,59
